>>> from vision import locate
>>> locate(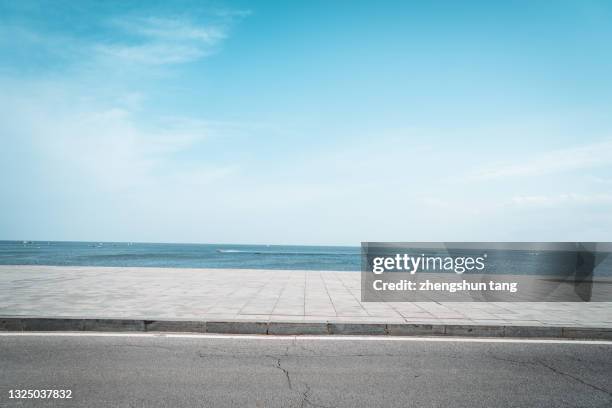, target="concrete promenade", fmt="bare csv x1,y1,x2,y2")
1,265,611,336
